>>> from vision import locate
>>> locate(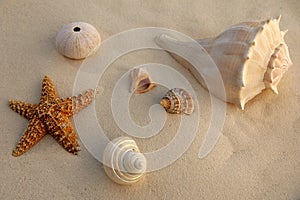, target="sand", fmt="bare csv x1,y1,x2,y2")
0,0,299,199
